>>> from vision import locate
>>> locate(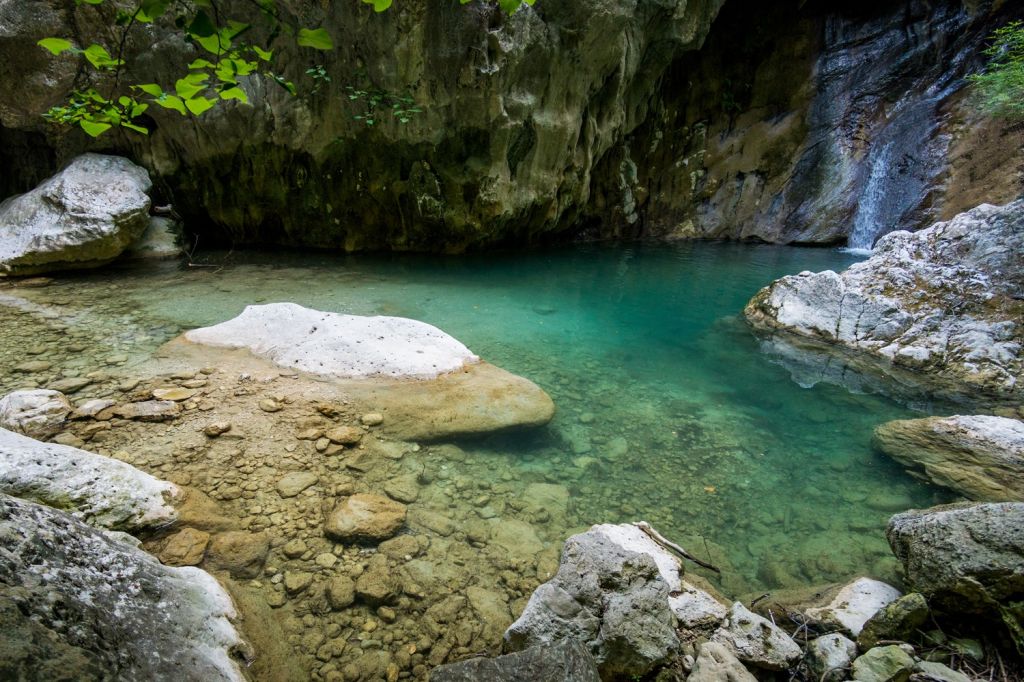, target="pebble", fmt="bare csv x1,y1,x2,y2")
259,398,283,413
152,387,198,401
204,421,232,437
361,413,384,426
48,377,92,394
284,571,314,595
